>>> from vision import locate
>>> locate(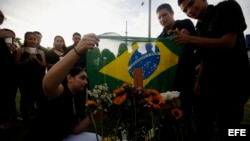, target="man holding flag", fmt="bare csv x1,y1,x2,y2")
172,0,250,140
156,3,197,141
